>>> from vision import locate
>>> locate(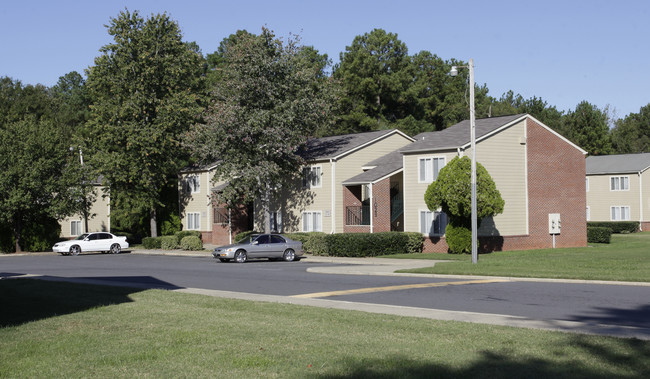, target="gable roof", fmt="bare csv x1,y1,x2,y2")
400,114,527,153
343,149,403,185
302,129,412,161
586,153,650,175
